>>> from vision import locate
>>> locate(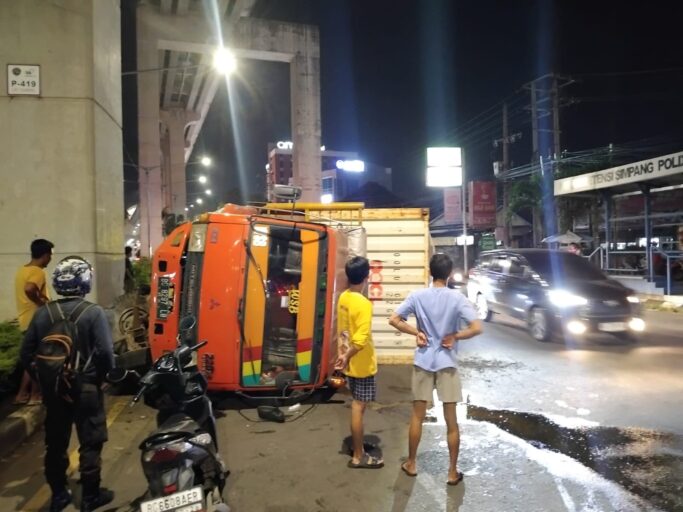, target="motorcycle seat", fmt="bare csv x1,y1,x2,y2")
139,414,201,449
